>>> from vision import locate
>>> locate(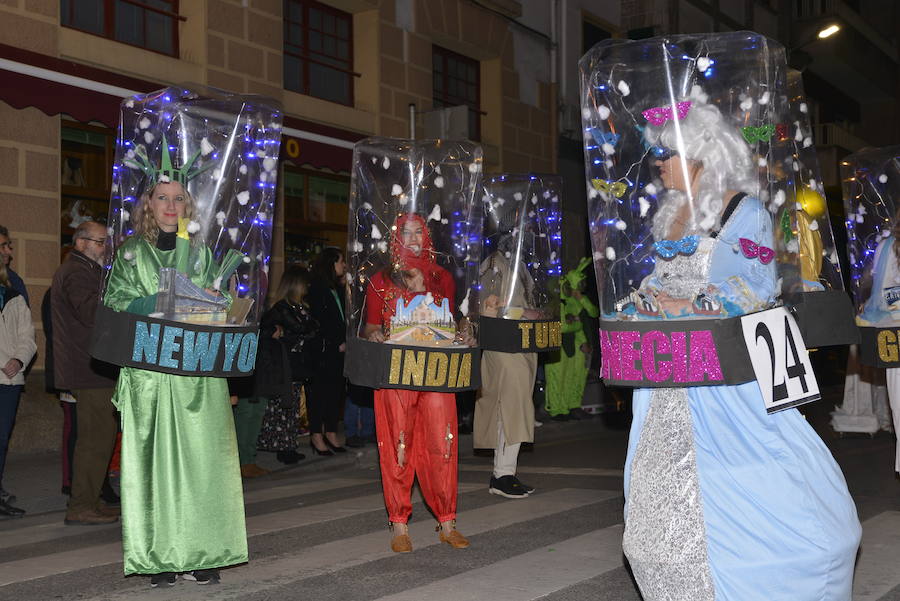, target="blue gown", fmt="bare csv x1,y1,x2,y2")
622,196,861,600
